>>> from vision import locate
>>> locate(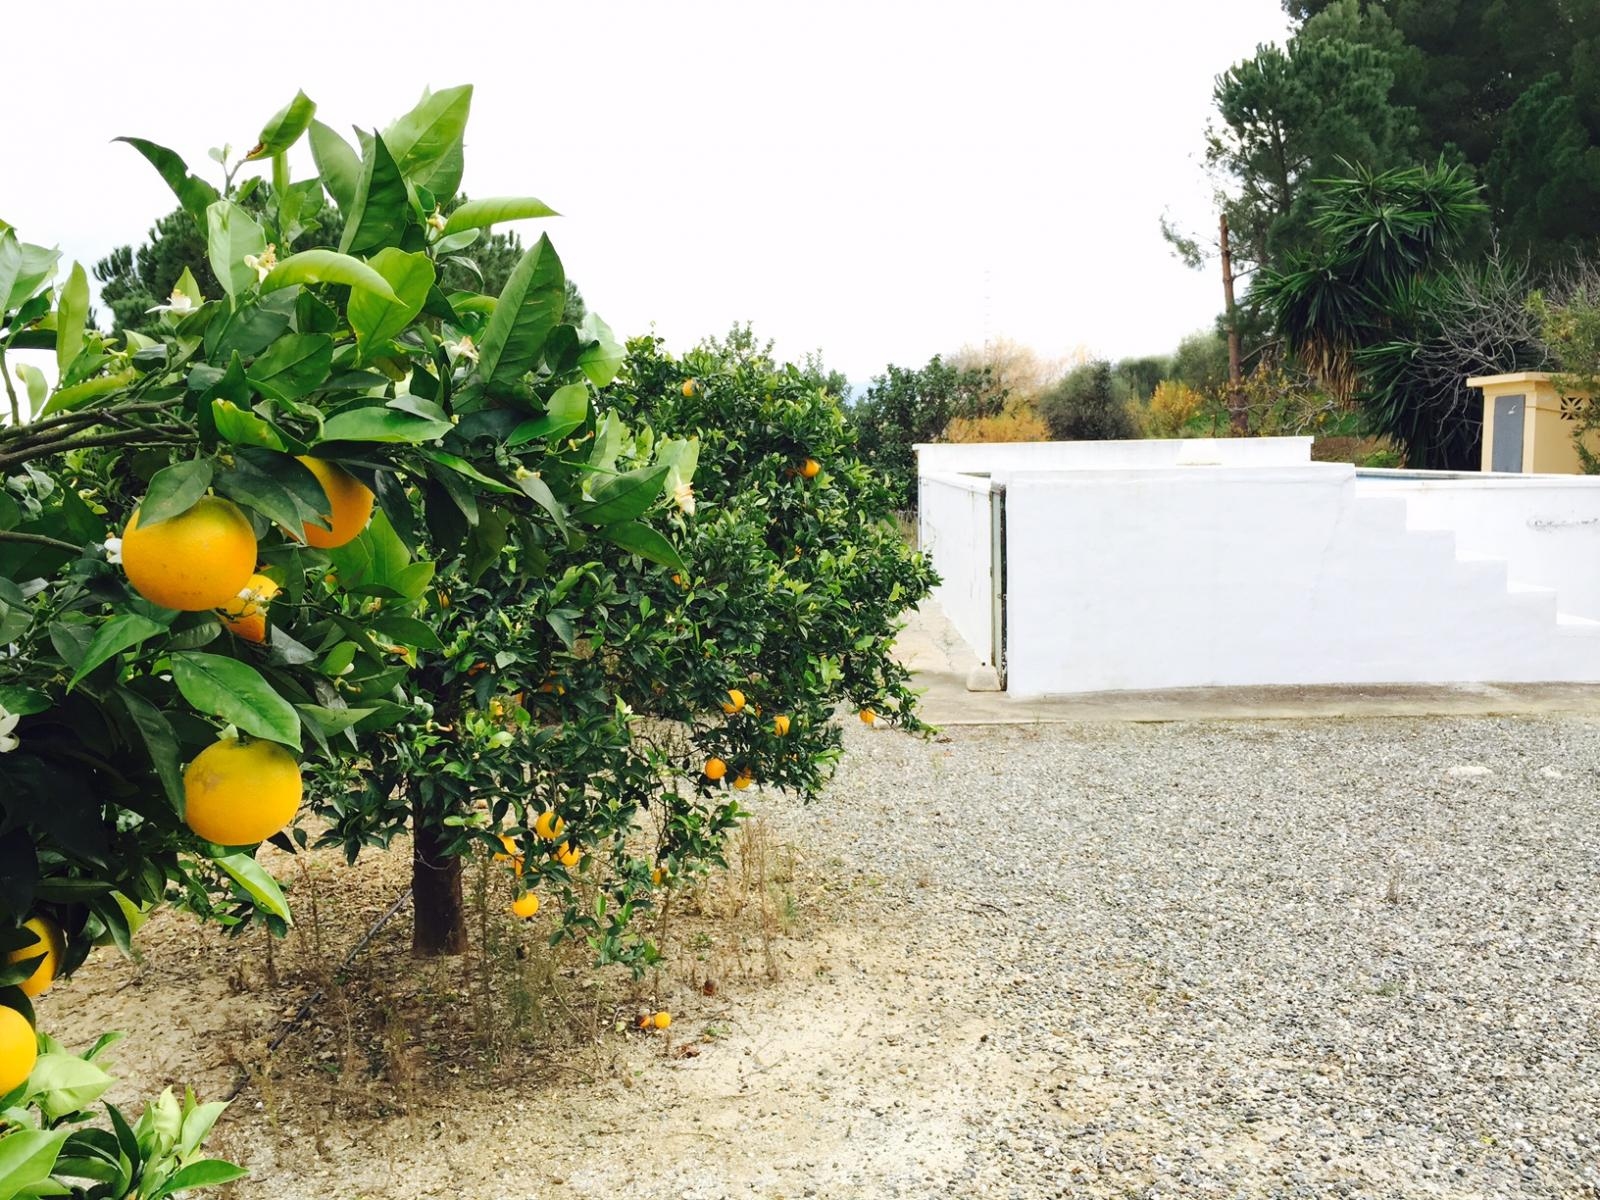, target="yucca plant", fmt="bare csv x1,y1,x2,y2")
1255,159,1487,413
